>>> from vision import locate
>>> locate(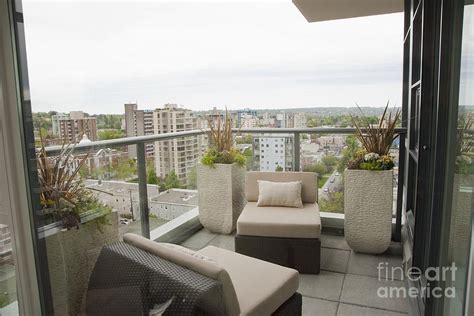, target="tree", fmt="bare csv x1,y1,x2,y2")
40,127,50,139
236,134,253,144
337,136,360,173
98,129,125,140
95,114,123,130
115,159,137,180
160,171,181,191
303,162,327,175
275,165,283,172
147,165,159,185
242,148,253,171
187,166,197,190
319,192,344,213
322,155,337,168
